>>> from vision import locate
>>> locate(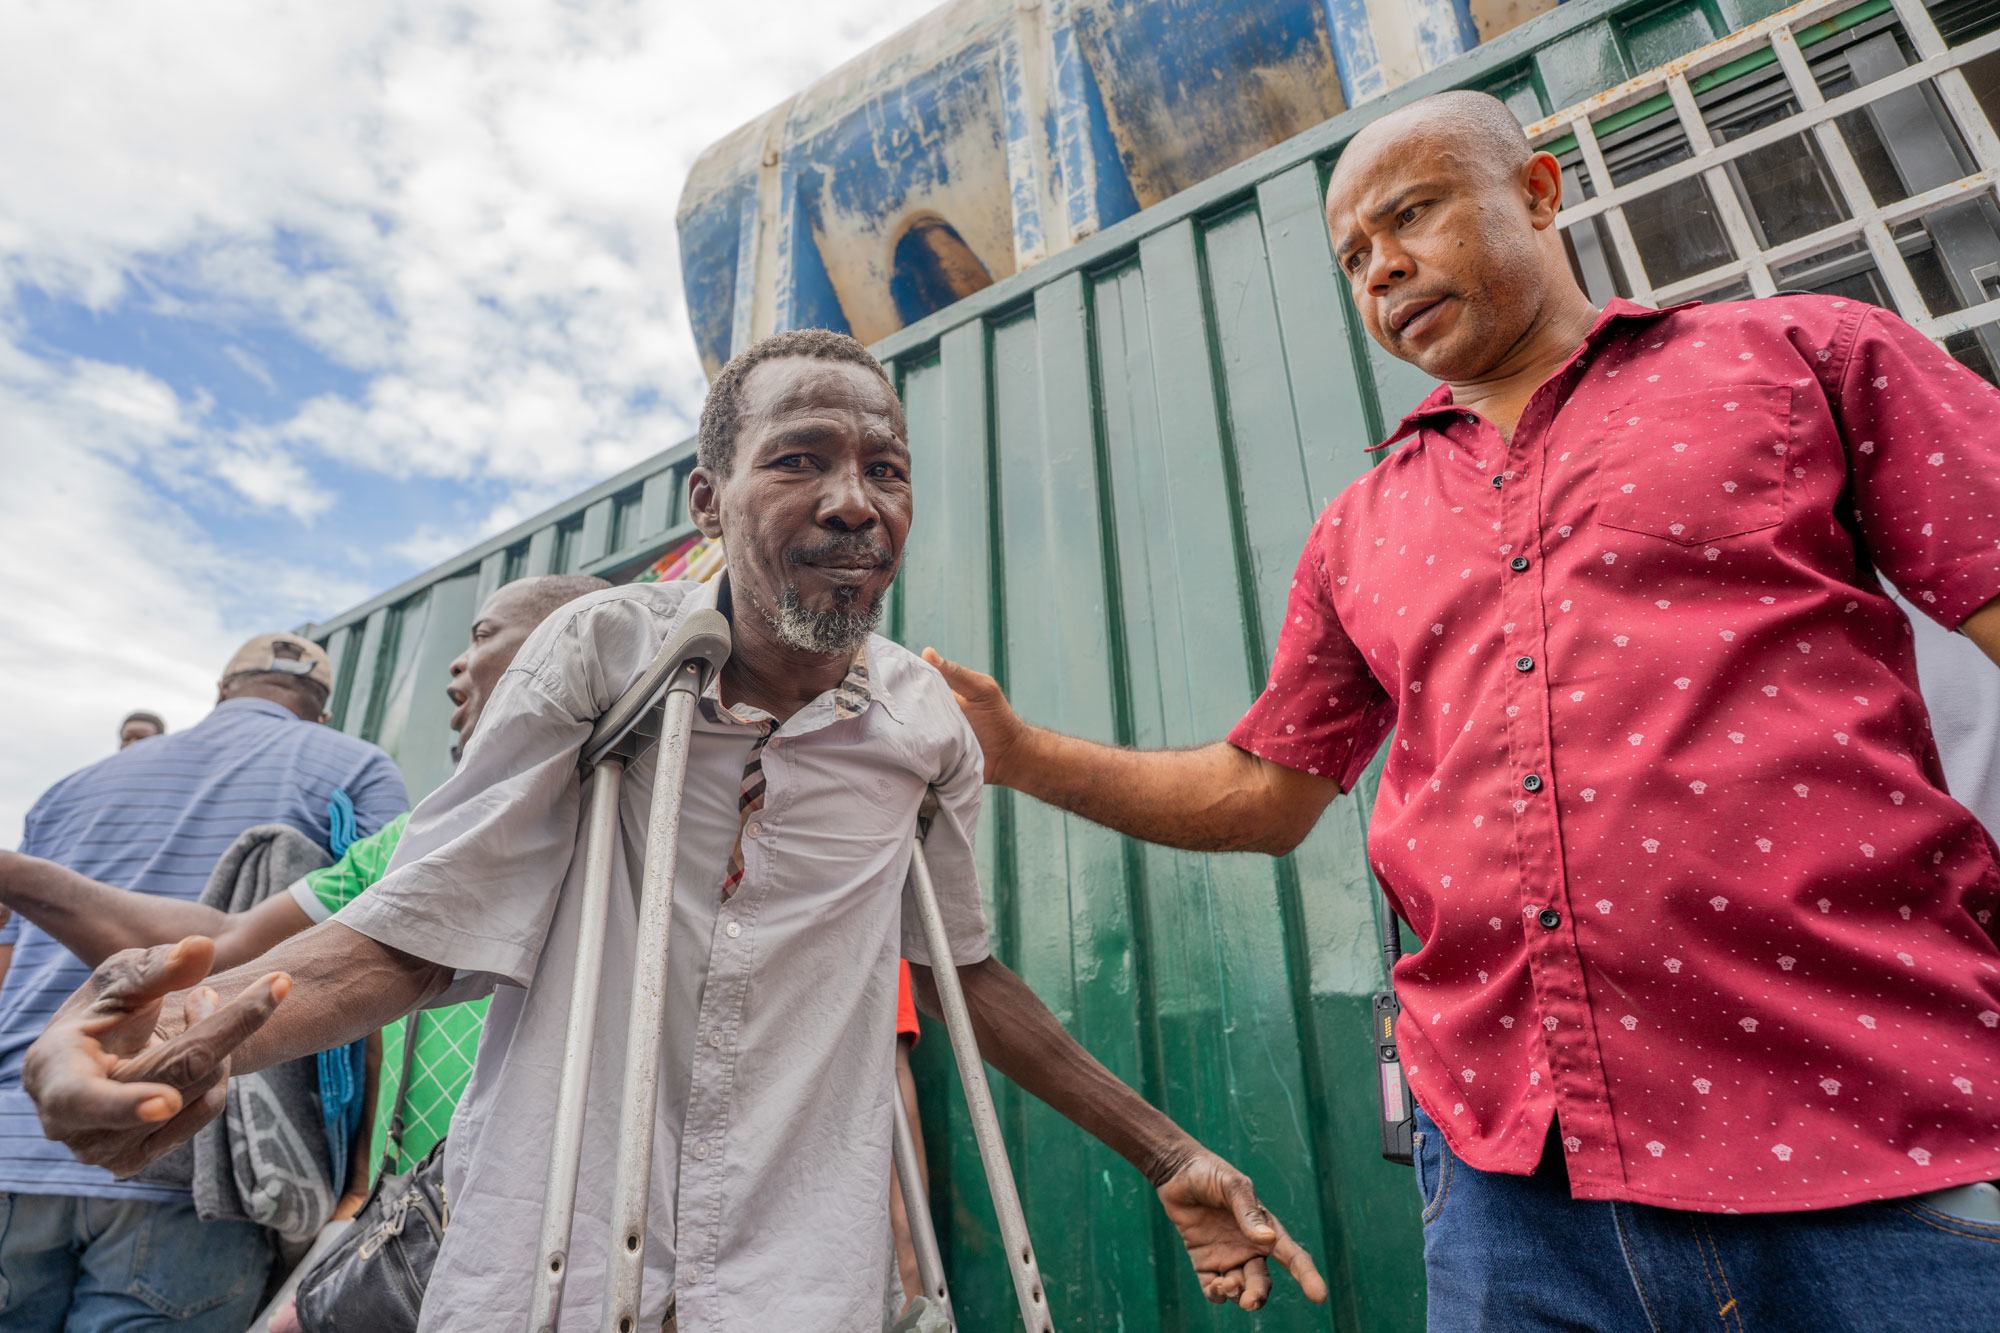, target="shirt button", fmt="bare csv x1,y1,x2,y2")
1510,556,1530,572
1491,474,1505,489
1538,907,1561,930
725,921,742,939
1522,773,1544,792
1515,655,1536,673
708,1031,723,1048
694,1143,708,1160
747,821,764,838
